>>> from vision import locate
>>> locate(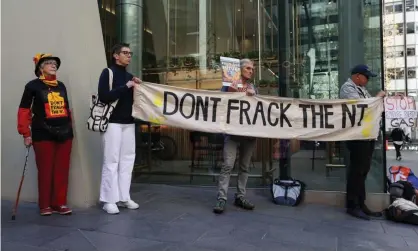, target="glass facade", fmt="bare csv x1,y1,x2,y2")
99,0,386,192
